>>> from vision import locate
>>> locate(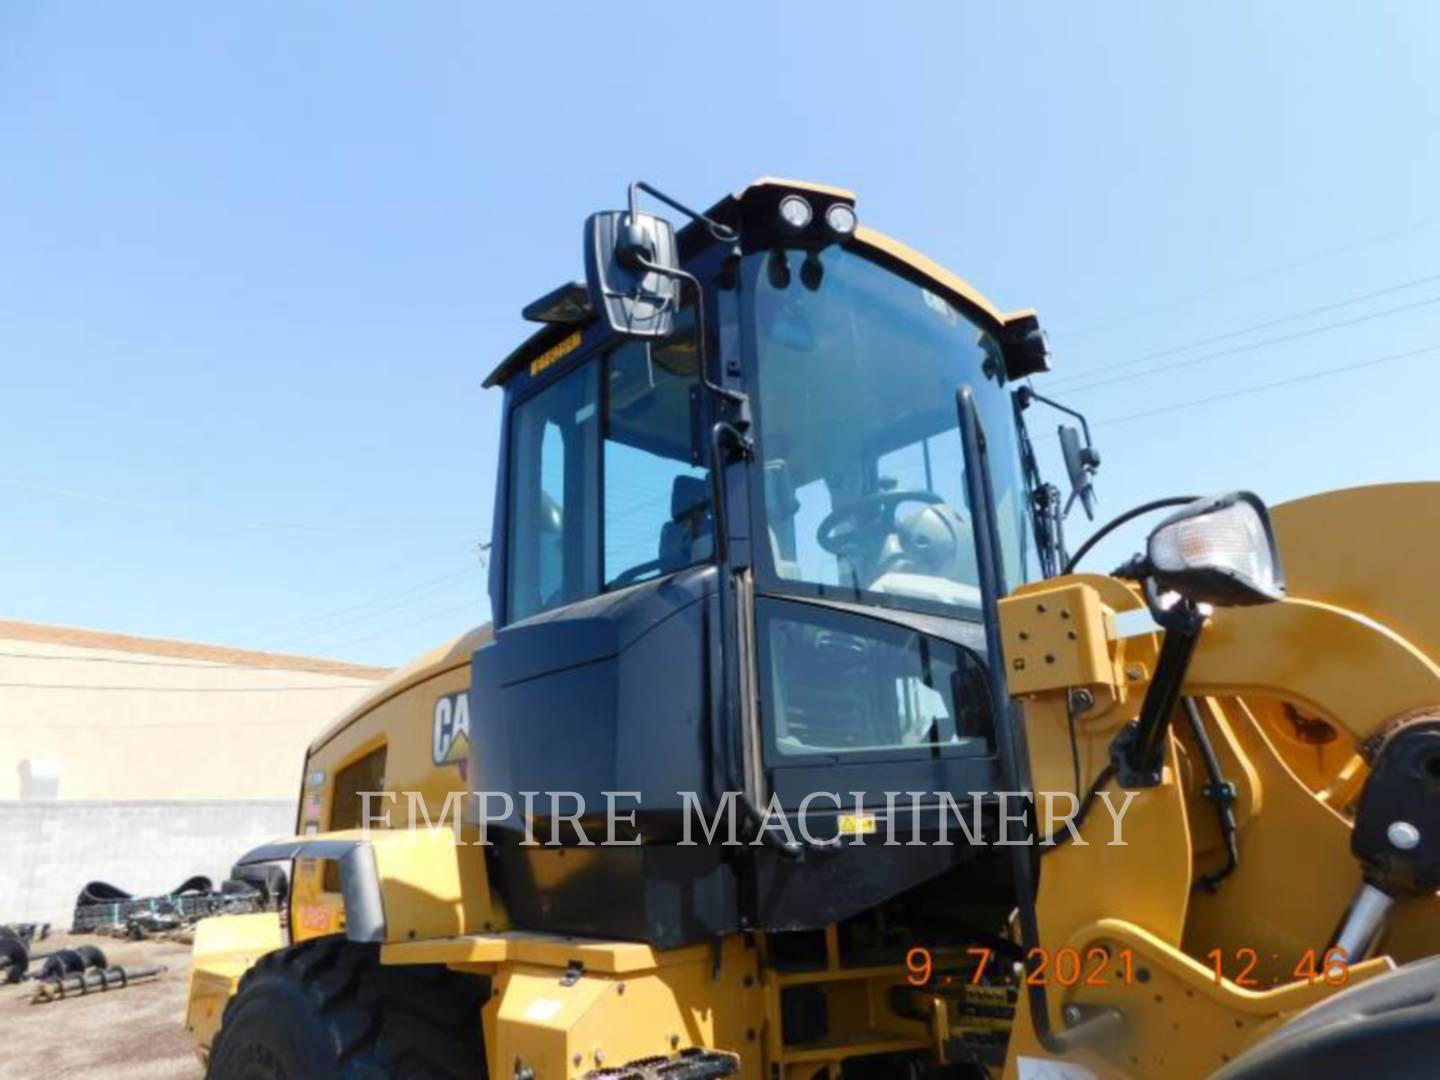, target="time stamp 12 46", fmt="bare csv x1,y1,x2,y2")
904,946,1356,988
